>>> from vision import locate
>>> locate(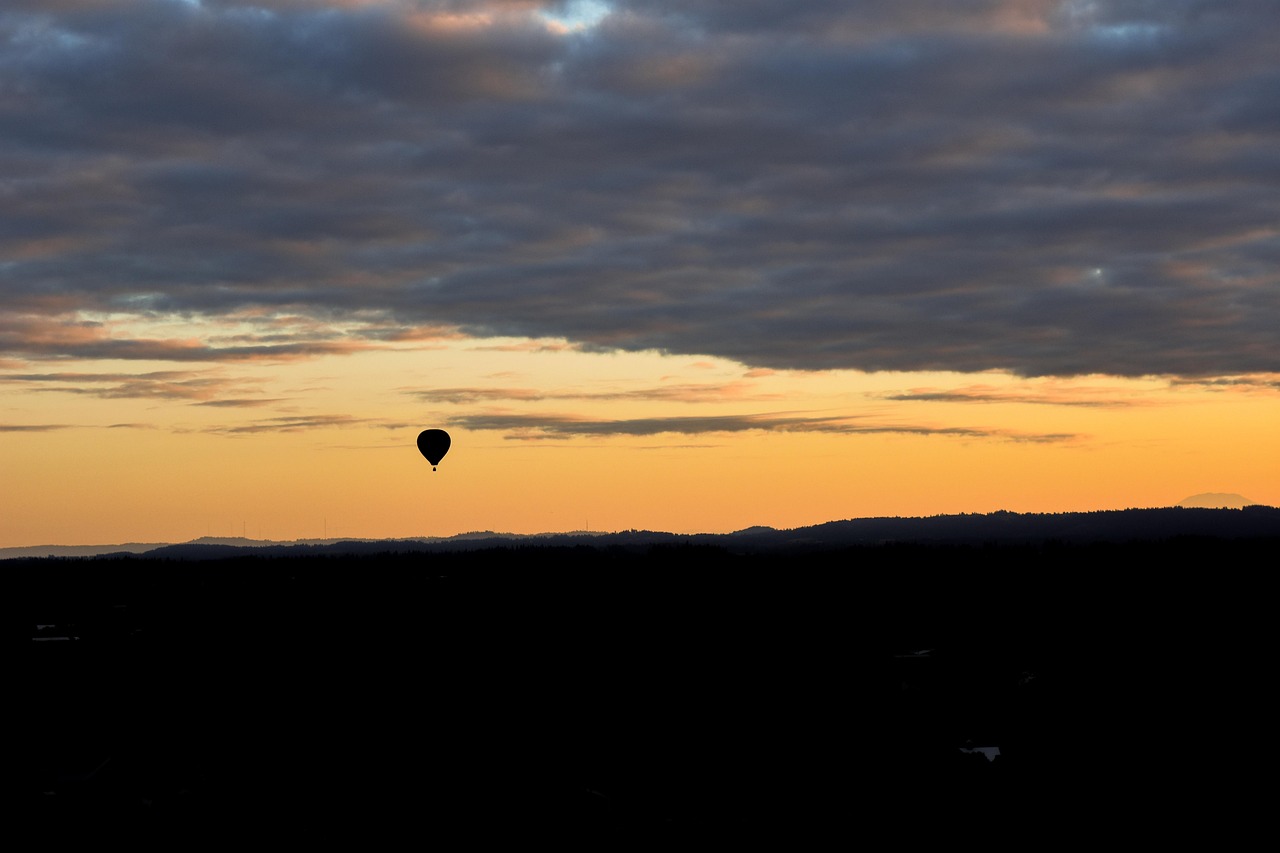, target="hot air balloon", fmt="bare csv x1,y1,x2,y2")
417,429,451,471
